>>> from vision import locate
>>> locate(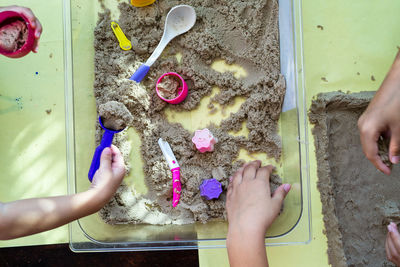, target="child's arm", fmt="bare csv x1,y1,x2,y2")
358,50,400,175
226,161,291,267
0,145,125,240
0,5,42,53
